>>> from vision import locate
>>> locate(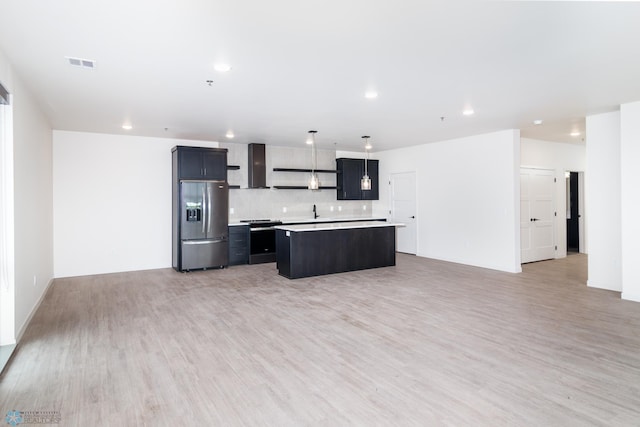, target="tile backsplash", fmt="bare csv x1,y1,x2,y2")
221,142,375,221
229,188,372,221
